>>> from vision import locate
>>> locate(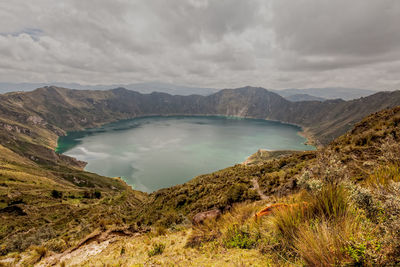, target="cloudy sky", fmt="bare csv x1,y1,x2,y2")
0,0,399,90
